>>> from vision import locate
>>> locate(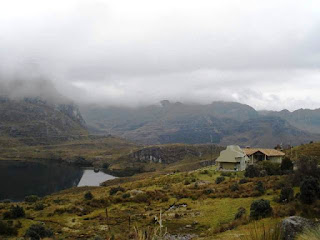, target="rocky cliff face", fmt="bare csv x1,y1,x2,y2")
0,97,88,145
